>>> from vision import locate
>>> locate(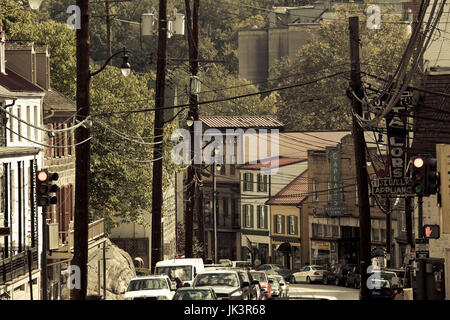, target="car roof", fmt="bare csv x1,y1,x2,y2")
197,269,239,274
130,275,169,280
176,287,212,291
